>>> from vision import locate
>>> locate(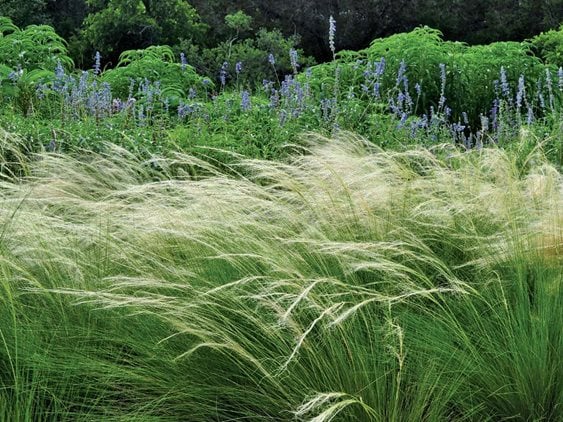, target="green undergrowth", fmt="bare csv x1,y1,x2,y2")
0,130,560,420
